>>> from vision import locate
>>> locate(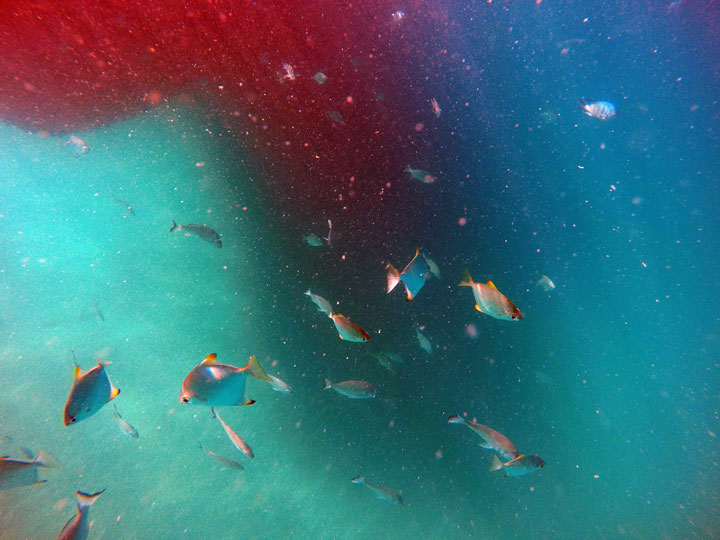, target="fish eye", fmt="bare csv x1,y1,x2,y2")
181,397,189,403
70,417,76,423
